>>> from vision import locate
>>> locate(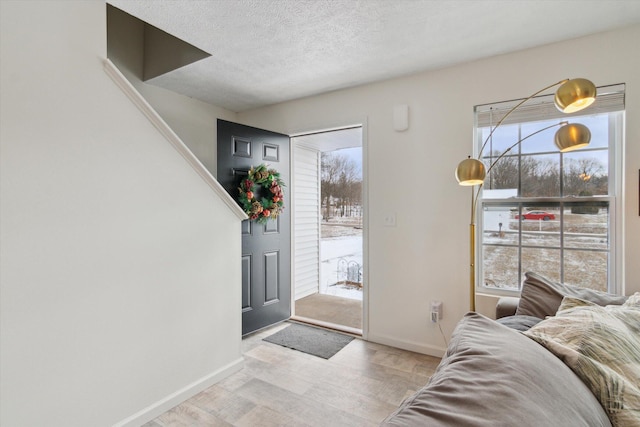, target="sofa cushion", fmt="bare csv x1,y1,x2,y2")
495,296,520,319
496,314,542,331
524,294,640,427
381,313,611,427
515,271,627,319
